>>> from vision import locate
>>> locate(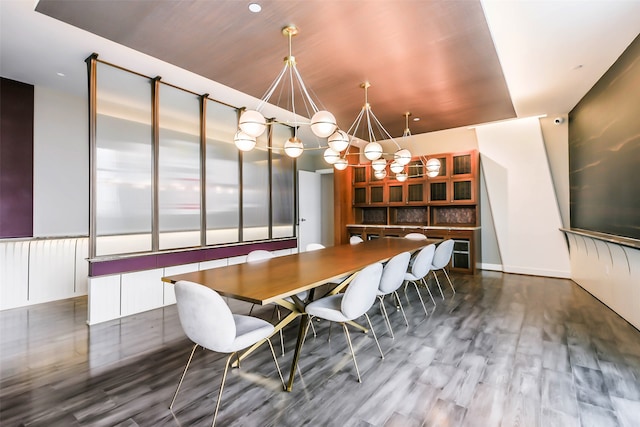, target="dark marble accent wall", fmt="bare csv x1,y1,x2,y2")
569,34,640,240
0,78,34,238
